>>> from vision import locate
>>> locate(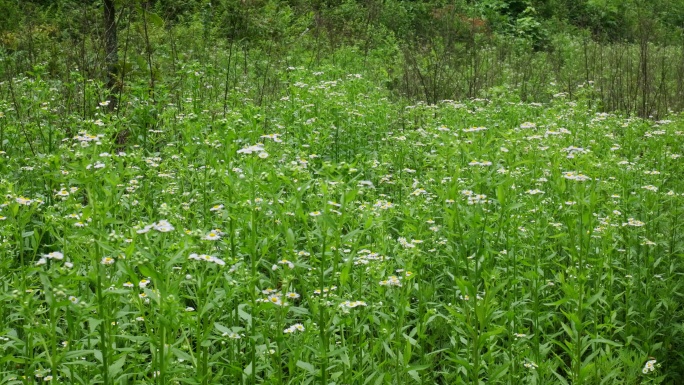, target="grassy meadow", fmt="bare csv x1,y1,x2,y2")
1,50,684,384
